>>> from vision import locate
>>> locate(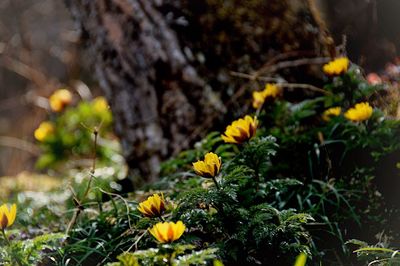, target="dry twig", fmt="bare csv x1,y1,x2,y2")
65,128,99,235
